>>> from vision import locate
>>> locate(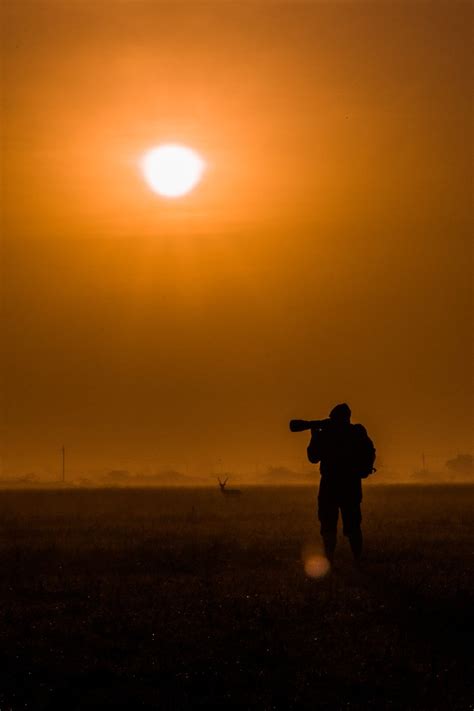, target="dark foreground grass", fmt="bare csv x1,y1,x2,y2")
0,485,472,710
